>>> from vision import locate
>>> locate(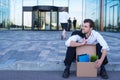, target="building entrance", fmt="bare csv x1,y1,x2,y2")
32,6,58,30
23,6,68,30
